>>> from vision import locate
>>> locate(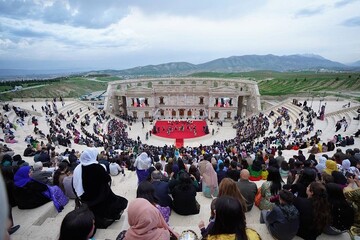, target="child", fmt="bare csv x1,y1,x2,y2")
198,198,217,239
